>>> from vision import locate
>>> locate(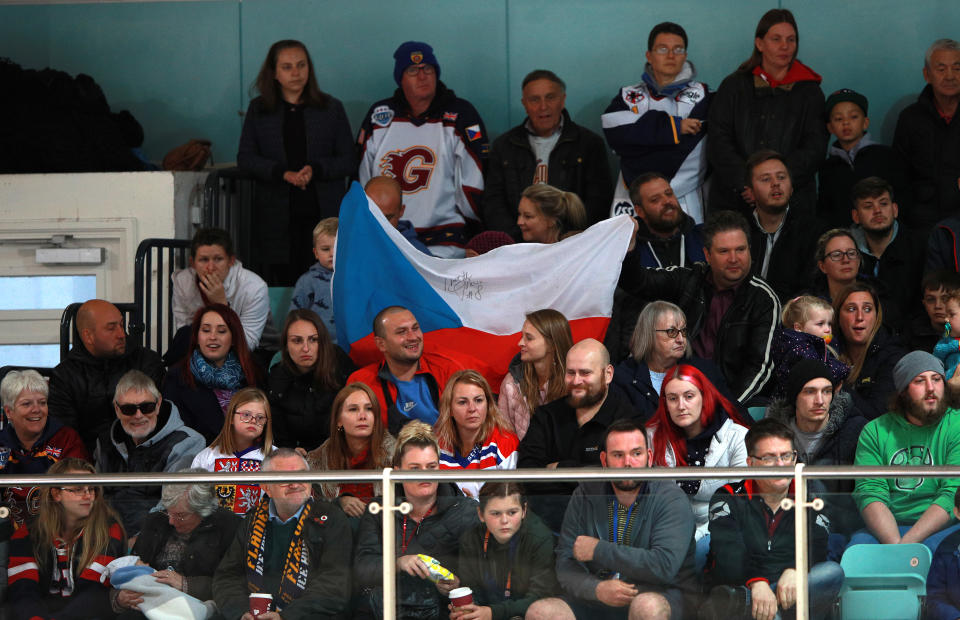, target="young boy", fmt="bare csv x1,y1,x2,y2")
903,271,960,353
817,89,910,228
290,217,337,343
